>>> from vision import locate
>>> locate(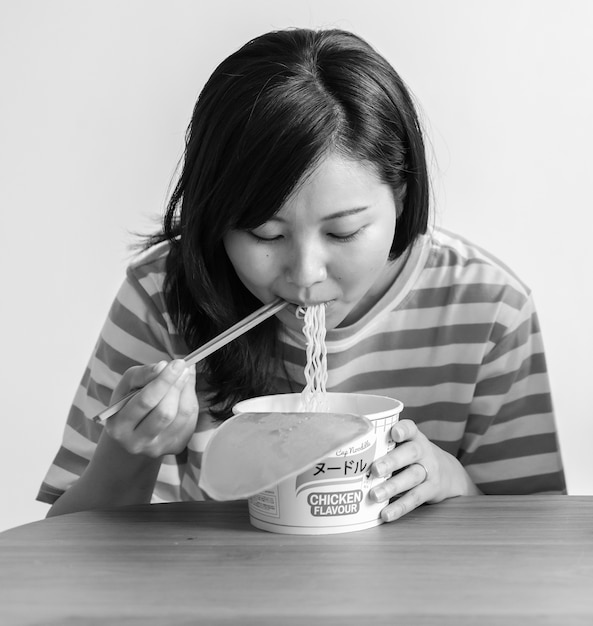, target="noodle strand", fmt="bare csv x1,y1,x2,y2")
298,305,329,412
